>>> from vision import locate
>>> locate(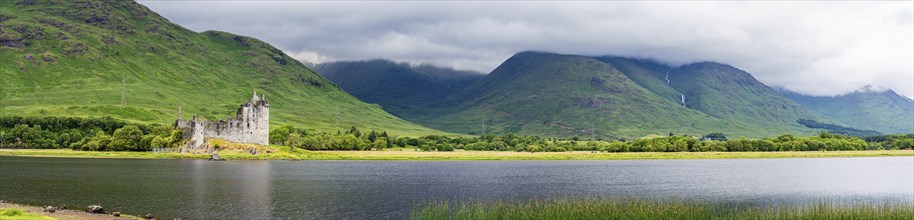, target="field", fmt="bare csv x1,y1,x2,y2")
1,148,911,161
410,197,914,220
